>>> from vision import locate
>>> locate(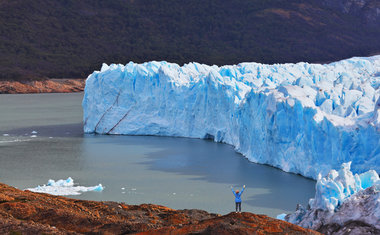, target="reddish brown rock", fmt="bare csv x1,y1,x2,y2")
0,183,320,234
0,79,85,94
141,213,319,235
